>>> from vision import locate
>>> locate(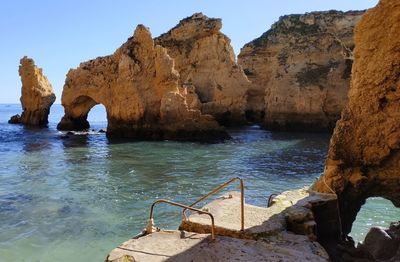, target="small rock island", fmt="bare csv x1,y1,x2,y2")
9,56,56,126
